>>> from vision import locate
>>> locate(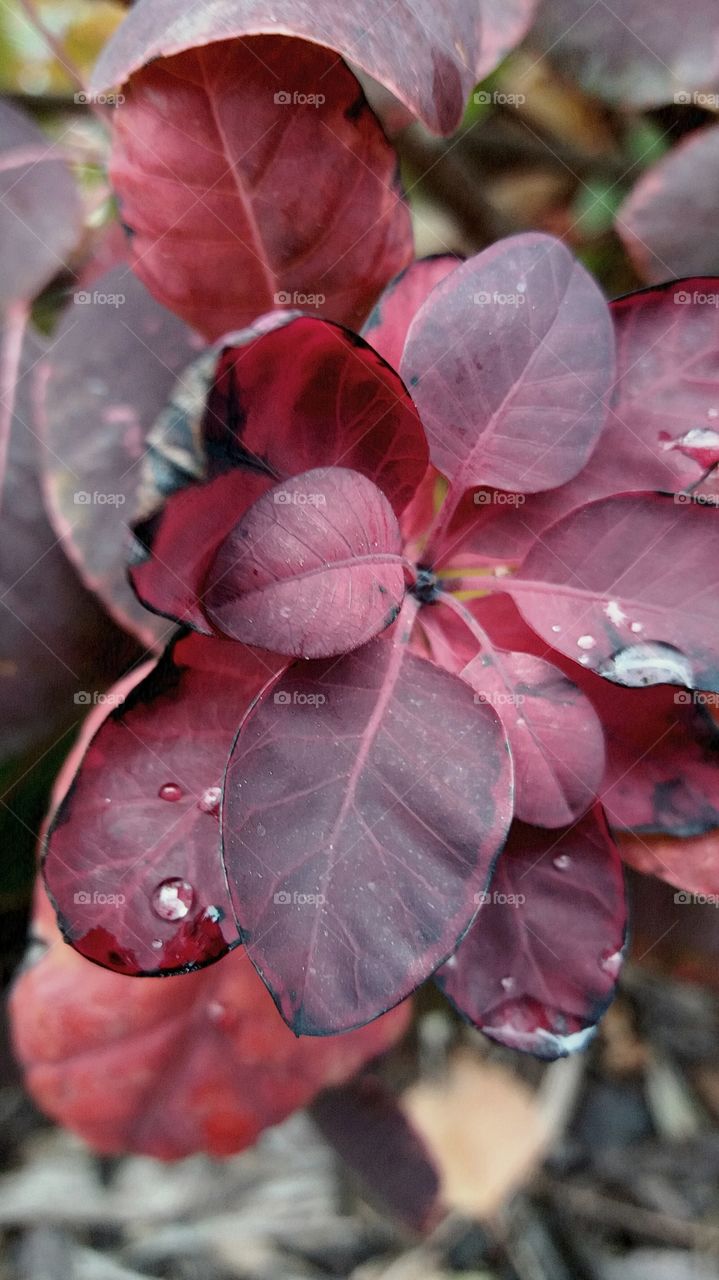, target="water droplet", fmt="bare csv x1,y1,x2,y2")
207,1000,225,1022
553,854,571,870
151,939,163,950
158,782,183,802
204,905,223,923
598,641,692,687
630,621,643,633
279,607,291,618
579,655,590,665
709,408,719,419
577,635,595,650
551,624,561,633
516,280,527,293
151,878,194,921
199,786,221,814
256,822,266,837
500,976,515,992
605,600,627,626
599,948,623,979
